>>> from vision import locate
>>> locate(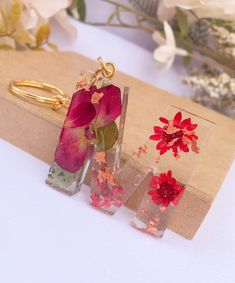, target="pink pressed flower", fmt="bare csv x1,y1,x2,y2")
95,85,122,127
55,84,121,173
55,128,88,173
